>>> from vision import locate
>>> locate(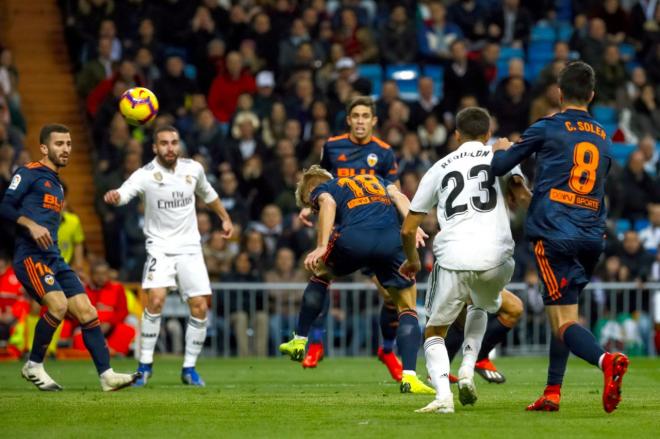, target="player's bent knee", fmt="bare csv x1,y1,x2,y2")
189,300,208,319
499,289,523,324
43,293,68,319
